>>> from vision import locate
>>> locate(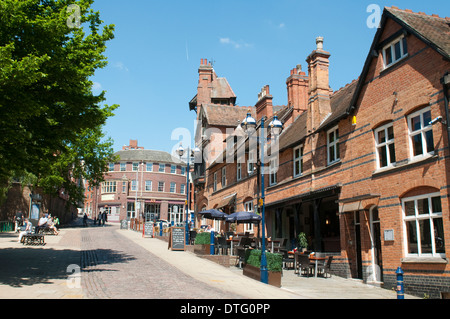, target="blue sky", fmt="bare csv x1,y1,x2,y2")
89,0,449,154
